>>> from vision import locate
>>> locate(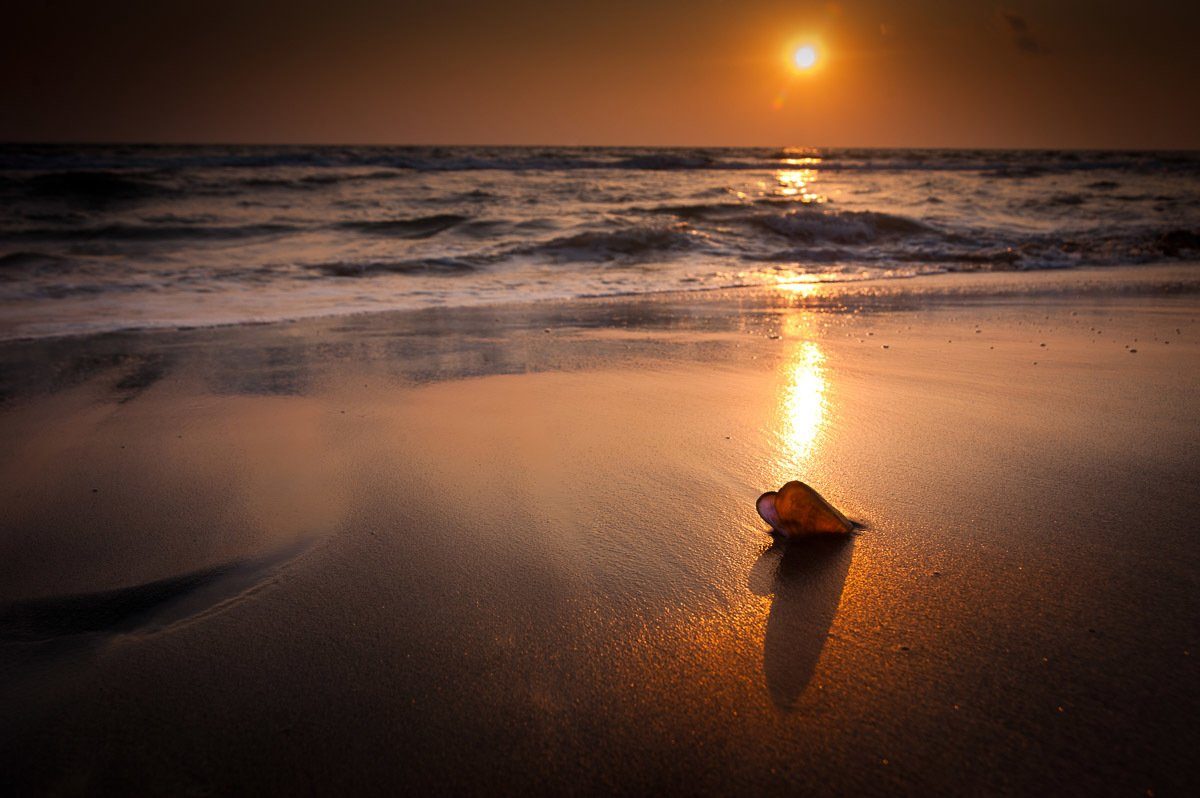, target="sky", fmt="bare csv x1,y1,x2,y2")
3,0,1198,148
